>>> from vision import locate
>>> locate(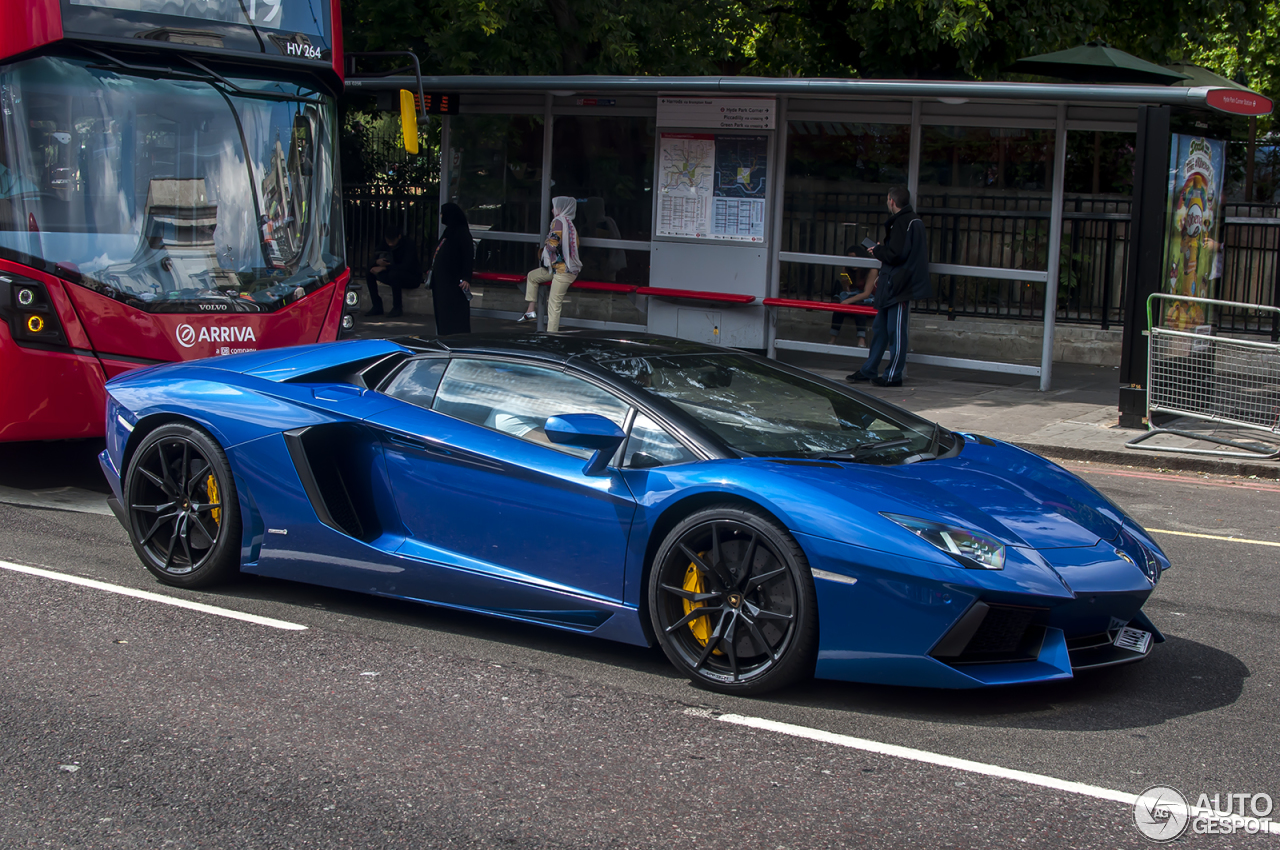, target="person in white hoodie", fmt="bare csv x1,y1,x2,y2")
520,196,581,332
